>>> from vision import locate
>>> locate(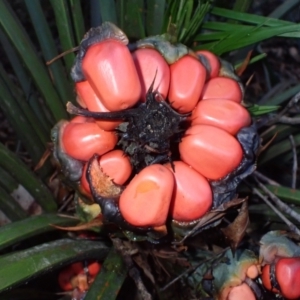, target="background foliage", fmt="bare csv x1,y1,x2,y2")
0,0,300,299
